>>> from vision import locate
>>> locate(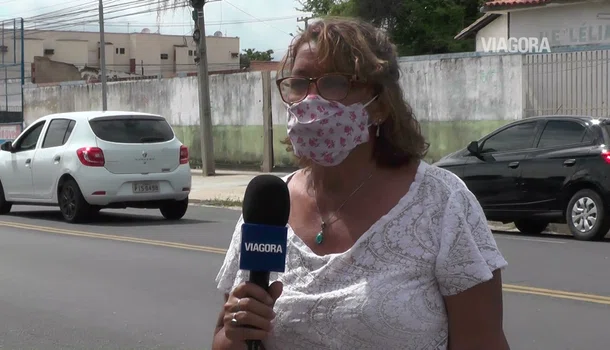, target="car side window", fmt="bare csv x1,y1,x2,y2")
537,121,587,148
42,119,73,149
63,120,76,144
480,122,537,153
13,122,45,152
